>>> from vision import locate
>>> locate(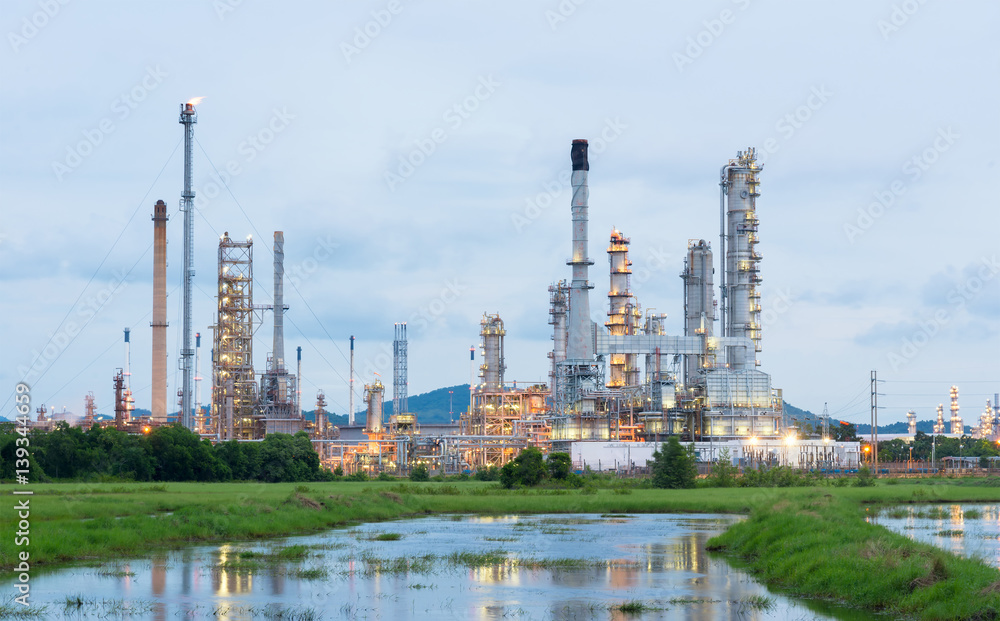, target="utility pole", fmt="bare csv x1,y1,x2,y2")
870,370,879,476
